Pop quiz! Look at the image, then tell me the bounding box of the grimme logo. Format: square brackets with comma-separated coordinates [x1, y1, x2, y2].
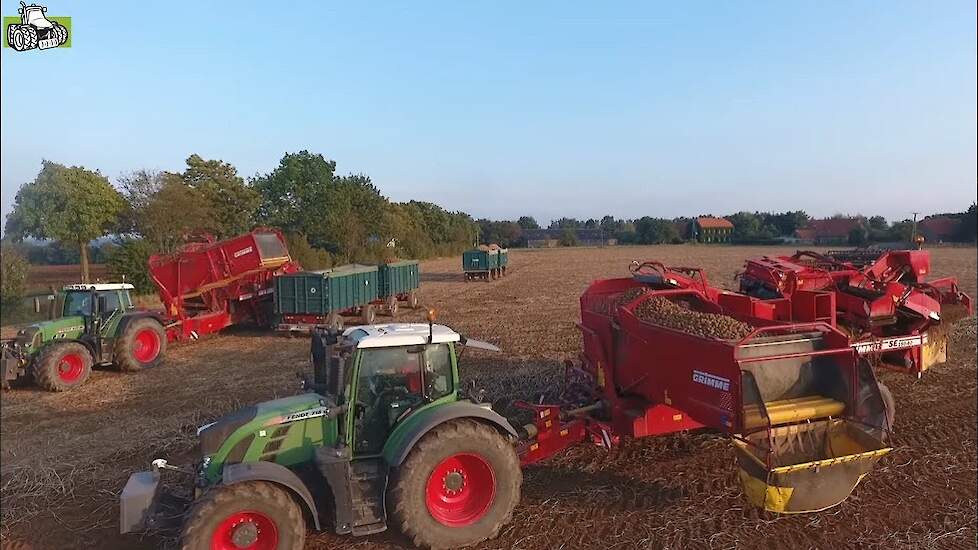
[692, 370, 730, 391]
[4, 2, 70, 51]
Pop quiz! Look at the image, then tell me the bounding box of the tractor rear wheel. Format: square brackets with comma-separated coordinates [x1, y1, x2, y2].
[180, 481, 305, 550]
[408, 290, 420, 309]
[390, 420, 521, 549]
[33, 342, 93, 391]
[114, 318, 166, 372]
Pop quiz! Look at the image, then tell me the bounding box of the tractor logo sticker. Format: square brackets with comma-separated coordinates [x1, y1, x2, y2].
[3, 2, 70, 51]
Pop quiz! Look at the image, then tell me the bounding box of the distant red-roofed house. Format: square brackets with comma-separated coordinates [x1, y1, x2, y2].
[692, 216, 734, 243]
[793, 227, 817, 243]
[918, 217, 960, 243]
[796, 218, 865, 245]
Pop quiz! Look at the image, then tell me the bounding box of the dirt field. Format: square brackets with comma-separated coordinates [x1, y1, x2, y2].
[1, 245, 975, 550]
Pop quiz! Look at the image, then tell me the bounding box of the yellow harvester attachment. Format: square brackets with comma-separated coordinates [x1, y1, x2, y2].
[734, 419, 891, 513]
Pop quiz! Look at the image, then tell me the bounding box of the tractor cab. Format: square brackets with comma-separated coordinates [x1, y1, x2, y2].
[312, 324, 461, 456]
[20, 3, 53, 28]
[58, 283, 136, 321]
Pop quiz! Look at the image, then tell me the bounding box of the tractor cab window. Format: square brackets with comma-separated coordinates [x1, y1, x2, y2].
[98, 291, 122, 317]
[352, 343, 454, 455]
[423, 343, 454, 400]
[63, 292, 94, 317]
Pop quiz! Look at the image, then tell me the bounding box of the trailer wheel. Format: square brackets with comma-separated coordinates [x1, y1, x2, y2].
[387, 296, 400, 317]
[328, 313, 344, 330]
[114, 318, 167, 372]
[180, 481, 305, 550]
[33, 342, 93, 391]
[408, 290, 420, 309]
[362, 304, 376, 324]
[390, 420, 521, 549]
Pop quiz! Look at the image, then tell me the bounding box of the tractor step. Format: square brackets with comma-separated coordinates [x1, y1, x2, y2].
[314, 447, 388, 536]
[349, 459, 388, 536]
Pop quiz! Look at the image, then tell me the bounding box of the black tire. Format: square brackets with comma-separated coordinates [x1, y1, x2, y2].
[390, 420, 521, 549]
[114, 317, 166, 372]
[181, 481, 305, 550]
[408, 290, 420, 309]
[52, 23, 67, 45]
[33, 342, 93, 391]
[362, 304, 376, 324]
[879, 383, 896, 432]
[387, 296, 400, 317]
[10, 26, 38, 51]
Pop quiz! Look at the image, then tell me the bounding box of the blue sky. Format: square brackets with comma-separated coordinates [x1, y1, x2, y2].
[1, 1, 975, 227]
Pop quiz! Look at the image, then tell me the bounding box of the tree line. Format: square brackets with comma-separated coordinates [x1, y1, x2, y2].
[476, 207, 978, 248]
[2, 152, 478, 294]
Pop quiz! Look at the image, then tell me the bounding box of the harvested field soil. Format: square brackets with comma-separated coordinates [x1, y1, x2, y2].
[1, 245, 975, 550]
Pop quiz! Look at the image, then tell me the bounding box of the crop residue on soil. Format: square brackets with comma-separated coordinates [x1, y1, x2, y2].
[1, 245, 975, 550]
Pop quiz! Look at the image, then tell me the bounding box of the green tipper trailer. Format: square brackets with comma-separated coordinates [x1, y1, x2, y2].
[377, 260, 421, 316]
[463, 248, 506, 282]
[275, 265, 379, 330]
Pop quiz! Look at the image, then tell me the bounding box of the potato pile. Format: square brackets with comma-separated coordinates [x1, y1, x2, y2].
[633, 296, 753, 340]
[613, 287, 649, 310]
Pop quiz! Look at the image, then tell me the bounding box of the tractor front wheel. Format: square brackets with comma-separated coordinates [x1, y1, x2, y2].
[114, 318, 166, 372]
[390, 420, 521, 549]
[33, 342, 93, 391]
[180, 481, 305, 550]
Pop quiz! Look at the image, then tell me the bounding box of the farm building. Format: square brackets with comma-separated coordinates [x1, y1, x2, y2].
[918, 216, 961, 243]
[690, 216, 733, 243]
[795, 218, 865, 245]
[524, 228, 617, 248]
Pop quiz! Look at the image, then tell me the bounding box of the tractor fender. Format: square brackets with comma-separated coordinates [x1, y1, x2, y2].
[383, 400, 518, 467]
[115, 312, 165, 336]
[221, 461, 321, 530]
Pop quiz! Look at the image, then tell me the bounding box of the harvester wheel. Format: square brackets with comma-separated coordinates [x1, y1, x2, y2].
[387, 296, 400, 317]
[180, 480, 305, 550]
[362, 304, 376, 324]
[10, 25, 38, 52]
[114, 318, 167, 372]
[33, 342, 92, 391]
[390, 419, 521, 549]
[408, 290, 420, 309]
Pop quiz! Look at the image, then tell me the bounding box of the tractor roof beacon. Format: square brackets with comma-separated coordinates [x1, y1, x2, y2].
[120, 321, 521, 549]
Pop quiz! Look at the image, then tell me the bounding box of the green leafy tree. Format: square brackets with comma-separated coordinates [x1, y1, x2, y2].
[848, 226, 869, 246]
[139, 176, 213, 253]
[5, 161, 125, 282]
[559, 227, 580, 246]
[284, 233, 332, 270]
[958, 203, 977, 243]
[634, 217, 679, 244]
[180, 154, 258, 238]
[1, 242, 30, 310]
[517, 216, 540, 230]
[106, 238, 157, 294]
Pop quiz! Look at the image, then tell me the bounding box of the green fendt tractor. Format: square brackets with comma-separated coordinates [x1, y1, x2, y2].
[1, 283, 167, 391]
[121, 319, 522, 550]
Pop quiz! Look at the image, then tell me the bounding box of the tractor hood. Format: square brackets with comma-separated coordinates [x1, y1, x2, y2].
[16, 317, 86, 350]
[197, 392, 337, 482]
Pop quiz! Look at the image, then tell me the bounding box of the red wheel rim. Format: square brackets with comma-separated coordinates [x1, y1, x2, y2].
[211, 511, 279, 550]
[57, 353, 84, 382]
[132, 328, 161, 363]
[425, 453, 495, 527]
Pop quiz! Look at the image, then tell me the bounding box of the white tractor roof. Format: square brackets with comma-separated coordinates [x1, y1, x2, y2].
[344, 323, 461, 348]
[63, 283, 134, 291]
